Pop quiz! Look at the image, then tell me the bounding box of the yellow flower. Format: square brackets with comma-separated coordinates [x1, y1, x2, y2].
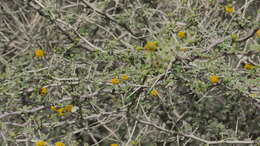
[35, 140, 46, 146]
[65, 104, 73, 112]
[34, 48, 44, 57]
[110, 144, 118, 146]
[244, 63, 253, 70]
[39, 87, 47, 96]
[144, 41, 157, 51]
[209, 75, 219, 84]
[177, 31, 186, 39]
[111, 78, 120, 85]
[50, 106, 57, 112]
[121, 74, 129, 80]
[55, 141, 65, 146]
[150, 89, 158, 96]
[57, 108, 65, 116]
[256, 29, 260, 38]
[224, 6, 234, 13]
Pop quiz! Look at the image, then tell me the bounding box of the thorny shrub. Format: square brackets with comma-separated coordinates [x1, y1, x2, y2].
[0, 0, 260, 146]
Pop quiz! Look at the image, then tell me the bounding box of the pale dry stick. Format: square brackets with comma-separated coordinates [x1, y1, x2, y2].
[0, 55, 12, 69]
[43, 114, 100, 128]
[81, 17, 118, 39]
[91, 132, 119, 146]
[33, 0, 45, 8]
[154, 7, 171, 23]
[240, 0, 256, 18]
[135, 117, 258, 145]
[127, 84, 149, 88]
[0, 31, 9, 42]
[173, 86, 219, 129]
[197, 2, 216, 32]
[194, 89, 211, 104]
[0, 131, 7, 146]
[28, 12, 41, 33]
[0, 92, 99, 120]
[88, 132, 98, 146]
[85, 64, 93, 80]
[234, 37, 259, 68]
[80, 0, 137, 38]
[55, 19, 105, 52]
[177, 134, 180, 146]
[163, 56, 176, 80]
[2, 16, 16, 35]
[133, 125, 148, 145]
[27, 67, 49, 73]
[1, 3, 27, 33]
[15, 138, 29, 143]
[223, 11, 237, 36]
[4, 121, 29, 127]
[5, 44, 22, 58]
[47, 53, 56, 74]
[60, 2, 84, 9]
[11, 44, 32, 61]
[129, 5, 140, 29]
[183, 127, 199, 146]
[248, 58, 259, 67]
[46, 81, 80, 87]
[1, 8, 34, 61]
[51, 76, 79, 81]
[87, 116, 125, 141]
[122, 85, 145, 110]
[150, 73, 164, 90]
[132, 93, 142, 110]
[97, 120, 120, 141]
[206, 139, 258, 145]
[28, 1, 76, 42]
[235, 54, 246, 70]
[30, 0, 100, 52]
[205, 36, 230, 53]
[140, 104, 150, 121]
[9, 43, 30, 60]
[236, 27, 260, 42]
[0, 106, 44, 120]
[69, 116, 124, 144]
[235, 118, 239, 137]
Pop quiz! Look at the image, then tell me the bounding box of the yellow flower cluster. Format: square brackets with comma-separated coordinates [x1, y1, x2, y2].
[121, 74, 129, 80]
[35, 140, 46, 146]
[224, 5, 234, 13]
[135, 41, 158, 52]
[65, 104, 73, 112]
[150, 89, 158, 96]
[209, 75, 219, 84]
[244, 63, 253, 70]
[177, 31, 186, 39]
[111, 74, 129, 85]
[35, 140, 65, 146]
[111, 78, 120, 85]
[110, 144, 118, 146]
[39, 87, 47, 96]
[34, 48, 44, 57]
[256, 29, 260, 38]
[144, 41, 157, 51]
[50, 104, 73, 116]
[55, 141, 65, 146]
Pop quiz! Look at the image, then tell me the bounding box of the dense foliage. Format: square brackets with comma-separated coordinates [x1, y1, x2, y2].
[0, 0, 259, 145]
